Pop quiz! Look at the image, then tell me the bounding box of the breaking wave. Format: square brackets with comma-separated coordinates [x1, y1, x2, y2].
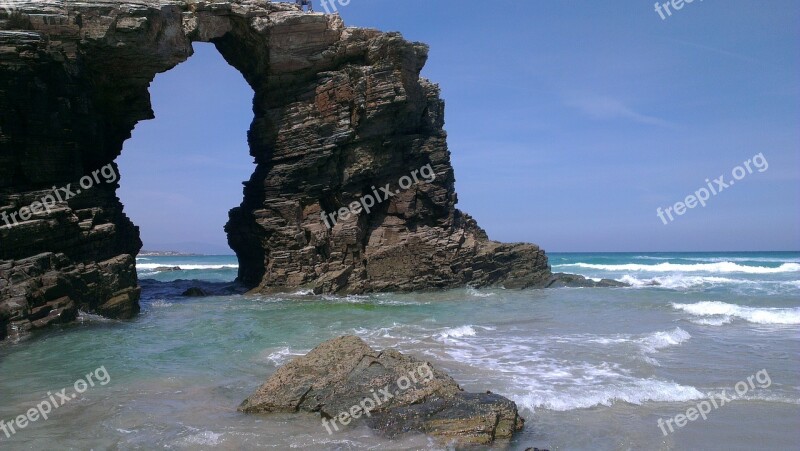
[137, 263, 239, 270]
[672, 301, 800, 325]
[556, 262, 800, 274]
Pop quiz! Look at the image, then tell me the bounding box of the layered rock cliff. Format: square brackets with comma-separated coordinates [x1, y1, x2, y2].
[0, 0, 552, 340]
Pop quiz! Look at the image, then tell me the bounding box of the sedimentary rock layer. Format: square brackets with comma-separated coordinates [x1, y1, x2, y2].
[0, 1, 551, 340]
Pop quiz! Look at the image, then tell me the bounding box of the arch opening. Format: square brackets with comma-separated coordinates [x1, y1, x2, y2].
[117, 43, 255, 258]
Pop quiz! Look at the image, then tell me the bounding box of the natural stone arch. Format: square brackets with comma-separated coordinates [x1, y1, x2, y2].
[0, 1, 550, 340]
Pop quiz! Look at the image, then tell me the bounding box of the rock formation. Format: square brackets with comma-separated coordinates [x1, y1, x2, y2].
[0, 0, 552, 340]
[240, 335, 525, 446]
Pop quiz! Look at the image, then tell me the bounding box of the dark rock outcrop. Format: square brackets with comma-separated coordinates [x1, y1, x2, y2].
[240, 335, 525, 446]
[180, 286, 207, 297]
[545, 273, 629, 288]
[154, 266, 182, 272]
[0, 0, 552, 340]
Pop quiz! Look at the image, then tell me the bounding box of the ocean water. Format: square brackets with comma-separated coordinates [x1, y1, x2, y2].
[0, 252, 798, 450]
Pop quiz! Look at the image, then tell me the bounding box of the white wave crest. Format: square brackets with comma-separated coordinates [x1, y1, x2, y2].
[690, 316, 734, 326]
[136, 263, 239, 270]
[637, 327, 692, 353]
[682, 256, 800, 264]
[586, 328, 691, 365]
[631, 256, 800, 264]
[438, 325, 478, 339]
[519, 379, 705, 412]
[466, 286, 495, 298]
[619, 274, 746, 289]
[672, 301, 800, 325]
[556, 262, 800, 274]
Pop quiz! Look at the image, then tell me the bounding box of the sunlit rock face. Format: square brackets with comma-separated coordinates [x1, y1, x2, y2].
[0, 1, 550, 340]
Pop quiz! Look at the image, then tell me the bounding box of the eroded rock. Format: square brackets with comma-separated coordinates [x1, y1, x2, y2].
[239, 335, 525, 446]
[0, 0, 552, 340]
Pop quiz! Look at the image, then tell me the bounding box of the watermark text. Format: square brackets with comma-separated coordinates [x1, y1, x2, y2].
[0, 366, 111, 439]
[657, 369, 771, 436]
[322, 363, 434, 434]
[656, 153, 768, 225]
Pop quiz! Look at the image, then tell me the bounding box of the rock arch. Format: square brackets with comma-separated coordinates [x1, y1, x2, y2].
[0, 1, 550, 340]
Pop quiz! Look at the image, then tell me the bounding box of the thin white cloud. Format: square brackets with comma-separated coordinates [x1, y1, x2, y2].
[667, 38, 759, 64]
[565, 94, 675, 128]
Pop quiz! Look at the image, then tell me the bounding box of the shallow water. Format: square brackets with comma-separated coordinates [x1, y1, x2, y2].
[1, 252, 798, 450]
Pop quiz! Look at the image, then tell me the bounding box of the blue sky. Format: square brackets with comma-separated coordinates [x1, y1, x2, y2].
[117, 0, 799, 254]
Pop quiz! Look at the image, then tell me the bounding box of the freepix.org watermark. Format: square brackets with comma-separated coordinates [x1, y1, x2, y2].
[654, 0, 703, 20]
[656, 153, 768, 225]
[1, 164, 119, 229]
[321, 164, 437, 229]
[0, 366, 111, 439]
[657, 369, 771, 436]
[321, 363, 435, 434]
[320, 0, 350, 14]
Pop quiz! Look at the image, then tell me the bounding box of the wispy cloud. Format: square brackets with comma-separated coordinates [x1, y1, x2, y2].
[666, 38, 759, 64]
[565, 94, 675, 128]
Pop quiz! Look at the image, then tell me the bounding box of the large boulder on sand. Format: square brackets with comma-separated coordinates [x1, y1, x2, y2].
[239, 336, 525, 446]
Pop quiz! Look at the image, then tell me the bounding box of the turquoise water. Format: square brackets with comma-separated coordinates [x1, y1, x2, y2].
[0, 252, 798, 449]
[136, 255, 240, 283]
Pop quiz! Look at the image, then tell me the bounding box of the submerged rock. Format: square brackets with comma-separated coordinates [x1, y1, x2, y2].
[239, 336, 525, 446]
[545, 273, 629, 288]
[155, 266, 182, 272]
[180, 287, 208, 297]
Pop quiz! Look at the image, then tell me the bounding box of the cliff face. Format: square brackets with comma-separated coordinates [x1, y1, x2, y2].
[0, 1, 551, 340]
